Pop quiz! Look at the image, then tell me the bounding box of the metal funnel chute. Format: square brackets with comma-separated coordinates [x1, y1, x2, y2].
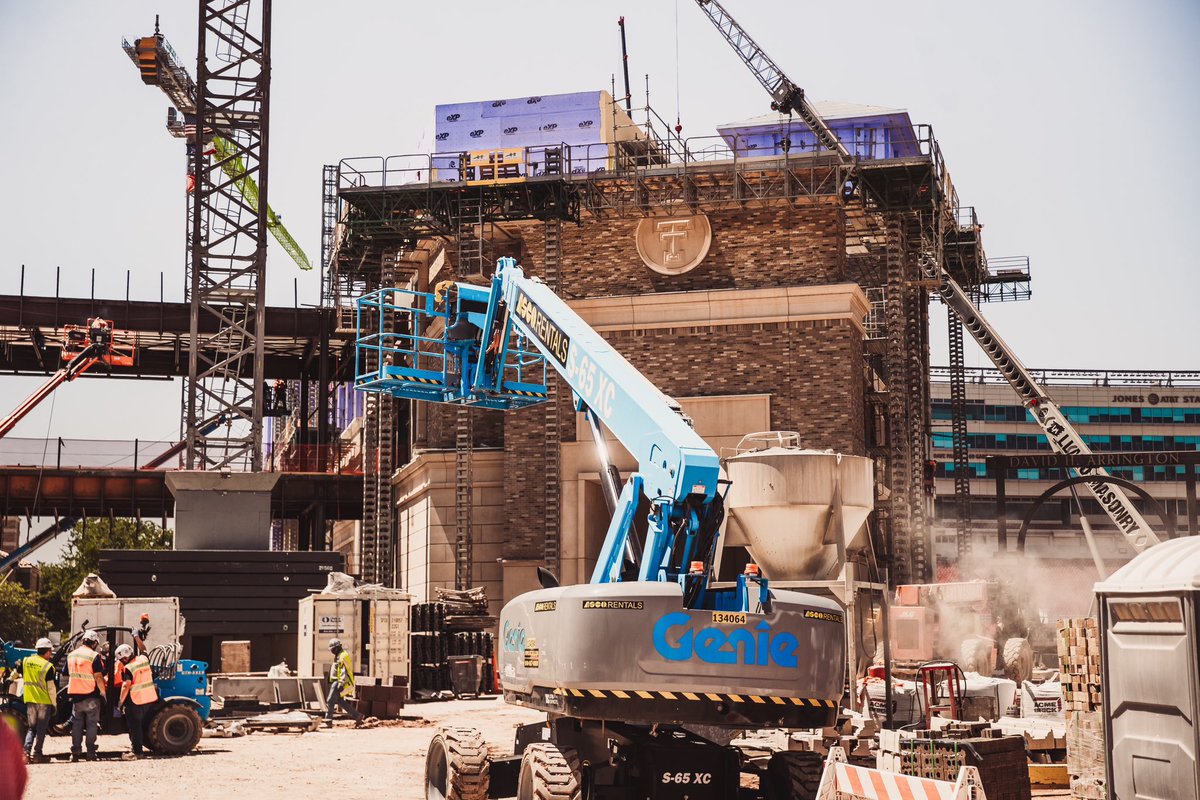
[723, 432, 874, 582]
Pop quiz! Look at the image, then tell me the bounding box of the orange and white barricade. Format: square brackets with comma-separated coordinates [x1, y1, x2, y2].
[816, 746, 986, 800]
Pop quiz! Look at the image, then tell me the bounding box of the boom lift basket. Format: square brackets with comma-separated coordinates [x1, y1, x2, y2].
[355, 285, 548, 410]
[61, 318, 137, 367]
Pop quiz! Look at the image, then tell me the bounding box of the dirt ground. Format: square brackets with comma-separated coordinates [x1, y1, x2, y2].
[22, 699, 1077, 799]
[23, 697, 542, 799]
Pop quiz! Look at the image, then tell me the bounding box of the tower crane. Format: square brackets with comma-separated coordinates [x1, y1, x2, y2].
[121, 20, 311, 271]
[693, 0, 1160, 554]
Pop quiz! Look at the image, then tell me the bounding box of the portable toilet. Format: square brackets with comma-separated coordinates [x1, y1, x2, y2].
[1095, 536, 1200, 800]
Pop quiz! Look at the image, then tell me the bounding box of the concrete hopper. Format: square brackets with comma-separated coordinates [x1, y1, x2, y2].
[723, 432, 874, 582]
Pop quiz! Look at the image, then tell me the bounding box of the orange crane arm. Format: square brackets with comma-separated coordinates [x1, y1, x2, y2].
[0, 345, 102, 442]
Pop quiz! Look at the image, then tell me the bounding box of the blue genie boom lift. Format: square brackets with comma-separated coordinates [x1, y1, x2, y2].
[357, 257, 845, 800]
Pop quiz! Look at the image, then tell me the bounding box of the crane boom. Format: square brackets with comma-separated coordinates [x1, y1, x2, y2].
[121, 30, 312, 271]
[356, 258, 727, 605]
[695, 0, 1161, 554]
[694, 0, 851, 163]
[926, 257, 1160, 552]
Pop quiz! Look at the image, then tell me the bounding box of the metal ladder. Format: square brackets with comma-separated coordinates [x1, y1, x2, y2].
[361, 252, 397, 584]
[454, 405, 473, 590]
[542, 219, 563, 576]
[455, 194, 490, 279]
[947, 309, 972, 557]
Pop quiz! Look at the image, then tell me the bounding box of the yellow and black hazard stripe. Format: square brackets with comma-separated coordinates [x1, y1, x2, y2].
[399, 375, 441, 385]
[552, 688, 836, 708]
[506, 388, 547, 398]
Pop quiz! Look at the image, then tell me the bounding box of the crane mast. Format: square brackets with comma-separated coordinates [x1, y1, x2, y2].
[695, 0, 1161, 554]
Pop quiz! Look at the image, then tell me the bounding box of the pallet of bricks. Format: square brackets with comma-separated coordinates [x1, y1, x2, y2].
[409, 587, 496, 697]
[356, 679, 409, 719]
[880, 722, 1031, 800]
[1057, 617, 1105, 800]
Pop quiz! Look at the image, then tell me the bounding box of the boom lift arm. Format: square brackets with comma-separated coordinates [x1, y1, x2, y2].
[356, 258, 730, 608]
[0, 340, 104, 442]
[475, 260, 726, 594]
[695, 0, 1161, 554]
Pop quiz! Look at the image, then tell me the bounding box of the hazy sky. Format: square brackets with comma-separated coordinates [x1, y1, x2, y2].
[1, 0, 1198, 449]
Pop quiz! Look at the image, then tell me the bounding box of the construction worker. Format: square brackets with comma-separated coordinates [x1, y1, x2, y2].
[323, 638, 363, 728]
[131, 613, 152, 655]
[22, 638, 57, 763]
[115, 644, 157, 760]
[66, 630, 106, 761]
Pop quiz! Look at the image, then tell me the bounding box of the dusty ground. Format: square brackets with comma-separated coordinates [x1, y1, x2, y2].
[24, 697, 542, 799]
[22, 700, 1076, 799]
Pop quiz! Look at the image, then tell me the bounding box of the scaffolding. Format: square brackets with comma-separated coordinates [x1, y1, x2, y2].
[186, 0, 271, 470]
[329, 110, 1033, 587]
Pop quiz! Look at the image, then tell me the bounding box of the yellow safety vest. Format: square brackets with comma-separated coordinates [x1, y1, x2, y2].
[330, 650, 355, 698]
[126, 655, 158, 706]
[22, 654, 54, 706]
[67, 646, 101, 696]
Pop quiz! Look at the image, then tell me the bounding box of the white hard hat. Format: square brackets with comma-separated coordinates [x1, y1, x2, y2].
[328, 638, 342, 650]
[35, 638, 52, 651]
[82, 630, 99, 645]
[114, 644, 134, 660]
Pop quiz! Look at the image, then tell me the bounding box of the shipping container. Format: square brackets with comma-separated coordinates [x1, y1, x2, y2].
[297, 590, 410, 685]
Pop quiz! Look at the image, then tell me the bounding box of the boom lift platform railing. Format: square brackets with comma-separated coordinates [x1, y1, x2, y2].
[0, 319, 137, 574]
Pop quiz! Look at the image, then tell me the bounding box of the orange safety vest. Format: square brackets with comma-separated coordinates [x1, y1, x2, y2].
[67, 646, 101, 696]
[126, 655, 158, 706]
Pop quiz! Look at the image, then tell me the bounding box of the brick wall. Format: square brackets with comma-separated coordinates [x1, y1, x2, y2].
[517, 203, 846, 296]
[403, 202, 867, 568]
[501, 317, 864, 560]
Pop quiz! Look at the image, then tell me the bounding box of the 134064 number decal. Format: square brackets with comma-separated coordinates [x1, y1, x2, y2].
[661, 771, 713, 785]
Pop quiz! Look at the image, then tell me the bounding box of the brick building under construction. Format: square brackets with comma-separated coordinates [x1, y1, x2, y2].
[325, 93, 1027, 613]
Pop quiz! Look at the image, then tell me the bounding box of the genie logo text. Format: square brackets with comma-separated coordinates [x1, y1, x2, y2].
[502, 620, 526, 654]
[652, 612, 799, 668]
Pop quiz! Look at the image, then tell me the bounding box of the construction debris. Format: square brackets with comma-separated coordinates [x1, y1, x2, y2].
[240, 710, 322, 734]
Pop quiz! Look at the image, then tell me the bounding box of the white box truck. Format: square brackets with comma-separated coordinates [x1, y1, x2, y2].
[70, 596, 184, 651]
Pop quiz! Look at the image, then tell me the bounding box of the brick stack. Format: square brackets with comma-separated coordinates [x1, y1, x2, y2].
[356, 681, 409, 719]
[787, 715, 877, 764]
[880, 724, 1031, 800]
[1057, 618, 1102, 711]
[1057, 617, 1106, 800]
